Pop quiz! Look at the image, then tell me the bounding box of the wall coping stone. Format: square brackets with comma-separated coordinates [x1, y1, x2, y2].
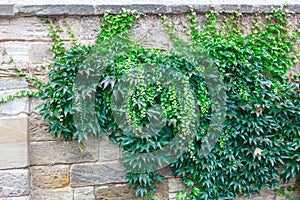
[0, 1, 299, 16]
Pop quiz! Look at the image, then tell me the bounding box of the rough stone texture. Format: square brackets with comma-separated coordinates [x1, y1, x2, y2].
[29, 113, 53, 142]
[30, 140, 98, 165]
[0, 17, 49, 41]
[0, 2, 300, 16]
[168, 178, 185, 193]
[0, 197, 30, 200]
[95, 182, 168, 200]
[80, 17, 101, 40]
[0, 116, 28, 169]
[0, 78, 28, 91]
[32, 187, 73, 200]
[0, 64, 27, 78]
[31, 165, 70, 189]
[3, 42, 29, 63]
[28, 43, 52, 64]
[0, 90, 29, 115]
[0, 5, 14, 16]
[16, 5, 95, 16]
[0, 169, 29, 198]
[71, 162, 126, 187]
[73, 187, 95, 200]
[99, 137, 120, 162]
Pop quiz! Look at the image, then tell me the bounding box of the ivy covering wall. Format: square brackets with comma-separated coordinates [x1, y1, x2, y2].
[1, 6, 299, 200]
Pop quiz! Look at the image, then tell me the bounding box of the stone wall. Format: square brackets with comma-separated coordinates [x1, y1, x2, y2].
[0, 1, 299, 200]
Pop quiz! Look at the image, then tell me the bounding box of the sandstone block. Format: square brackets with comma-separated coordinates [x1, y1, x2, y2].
[0, 5, 14, 16]
[99, 137, 120, 162]
[168, 178, 186, 193]
[74, 187, 95, 200]
[29, 113, 53, 142]
[0, 196, 30, 200]
[95, 181, 168, 200]
[30, 140, 98, 165]
[0, 90, 29, 115]
[0, 17, 49, 41]
[29, 43, 52, 64]
[71, 162, 126, 187]
[31, 165, 70, 189]
[0, 116, 28, 169]
[3, 42, 29, 63]
[0, 169, 29, 197]
[0, 78, 28, 91]
[32, 187, 73, 200]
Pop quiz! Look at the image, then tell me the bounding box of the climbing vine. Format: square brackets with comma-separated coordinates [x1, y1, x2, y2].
[1, 6, 299, 200]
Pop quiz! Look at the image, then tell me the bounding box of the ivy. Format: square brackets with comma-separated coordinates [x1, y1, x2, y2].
[1, 6, 299, 200]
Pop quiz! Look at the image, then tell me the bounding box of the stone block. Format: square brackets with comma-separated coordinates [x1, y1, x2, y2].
[16, 5, 95, 16]
[0, 78, 28, 91]
[32, 187, 73, 200]
[0, 17, 49, 41]
[74, 187, 95, 200]
[0, 116, 28, 169]
[0, 64, 26, 78]
[3, 42, 29, 63]
[95, 181, 168, 200]
[29, 113, 53, 142]
[29, 43, 52, 64]
[0, 196, 30, 200]
[0, 5, 14, 16]
[31, 165, 70, 189]
[99, 137, 120, 162]
[0, 90, 29, 115]
[30, 140, 98, 165]
[168, 178, 185, 193]
[71, 162, 126, 187]
[94, 184, 135, 200]
[80, 17, 101, 40]
[0, 169, 29, 197]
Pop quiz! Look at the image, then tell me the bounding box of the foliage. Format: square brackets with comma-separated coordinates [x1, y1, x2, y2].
[171, 7, 300, 199]
[1, 6, 299, 200]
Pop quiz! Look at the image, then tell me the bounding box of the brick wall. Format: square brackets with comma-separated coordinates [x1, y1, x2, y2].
[0, 2, 299, 200]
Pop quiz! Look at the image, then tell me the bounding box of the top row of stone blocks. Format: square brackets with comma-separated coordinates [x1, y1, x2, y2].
[0, 1, 300, 16]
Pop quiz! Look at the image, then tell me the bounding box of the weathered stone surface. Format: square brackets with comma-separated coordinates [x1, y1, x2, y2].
[16, 5, 95, 16]
[0, 196, 30, 200]
[0, 90, 29, 115]
[29, 113, 53, 142]
[0, 64, 25, 78]
[95, 184, 135, 200]
[168, 178, 185, 193]
[28, 43, 52, 64]
[80, 17, 101, 40]
[73, 187, 95, 200]
[0, 78, 28, 91]
[0, 1, 300, 17]
[99, 137, 120, 162]
[3, 42, 29, 63]
[31, 165, 70, 189]
[0, 17, 49, 41]
[0, 5, 14, 16]
[30, 140, 98, 165]
[58, 17, 81, 40]
[0, 116, 28, 169]
[132, 16, 172, 50]
[71, 162, 126, 187]
[0, 169, 29, 197]
[95, 182, 168, 200]
[32, 187, 73, 200]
